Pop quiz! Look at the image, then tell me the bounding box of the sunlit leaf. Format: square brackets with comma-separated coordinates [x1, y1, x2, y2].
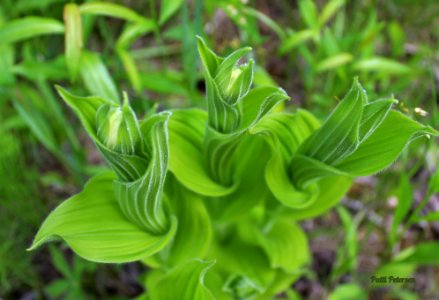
[149, 260, 215, 300]
[29, 173, 177, 263]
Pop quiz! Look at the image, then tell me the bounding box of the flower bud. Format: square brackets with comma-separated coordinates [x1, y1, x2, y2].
[96, 93, 141, 155]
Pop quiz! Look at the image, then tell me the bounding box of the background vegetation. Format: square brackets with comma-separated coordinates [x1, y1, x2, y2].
[0, 0, 438, 299]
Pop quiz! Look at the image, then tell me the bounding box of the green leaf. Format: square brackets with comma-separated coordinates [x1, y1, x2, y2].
[116, 20, 156, 49]
[315, 53, 352, 73]
[165, 178, 212, 266]
[251, 111, 321, 208]
[336, 110, 438, 176]
[284, 176, 353, 220]
[79, 51, 119, 102]
[149, 260, 215, 300]
[64, 3, 82, 81]
[353, 57, 411, 75]
[0, 17, 64, 44]
[159, 0, 183, 25]
[168, 109, 235, 196]
[29, 172, 177, 263]
[298, 0, 319, 30]
[79, 2, 148, 23]
[298, 78, 367, 165]
[115, 112, 172, 233]
[212, 239, 275, 298]
[239, 218, 310, 273]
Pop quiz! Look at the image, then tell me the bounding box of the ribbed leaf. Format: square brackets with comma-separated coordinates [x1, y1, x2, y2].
[115, 112, 171, 233]
[238, 87, 290, 131]
[149, 260, 215, 300]
[336, 111, 438, 176]
[56, 87, 149, 182]
[0, 17, 64, 44]
[252, 111, 322, 208]
[168, 109, 234, 196]
[29, 173, 177, 263]
[298, 78, 367, 164]
[282, 176, 353, 221]
[210, 136, 271, 221]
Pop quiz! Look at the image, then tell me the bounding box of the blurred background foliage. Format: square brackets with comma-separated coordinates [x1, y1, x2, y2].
[0, 0, 438, 299]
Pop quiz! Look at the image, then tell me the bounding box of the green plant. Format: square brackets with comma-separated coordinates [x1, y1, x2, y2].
[29, 37, 437, 299]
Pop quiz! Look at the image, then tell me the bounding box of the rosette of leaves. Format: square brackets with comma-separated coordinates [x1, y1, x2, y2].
[29, 90, 177, 262]
[30, 37, 437, 299]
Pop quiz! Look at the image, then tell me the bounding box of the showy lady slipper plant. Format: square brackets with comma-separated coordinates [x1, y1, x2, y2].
[30, 37, 437, 299]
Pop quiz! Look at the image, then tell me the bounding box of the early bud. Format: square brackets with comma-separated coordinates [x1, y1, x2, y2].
[96, 93, 141, 155]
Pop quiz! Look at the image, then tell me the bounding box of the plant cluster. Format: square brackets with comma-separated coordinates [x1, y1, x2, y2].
[30, 38, 437, 299]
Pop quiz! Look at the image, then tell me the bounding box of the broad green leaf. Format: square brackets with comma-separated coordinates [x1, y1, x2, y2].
[353, 57, 411, 75]
[165, 178, 212, 266]
[159, 0, 184, 25]
[282, 176, 353, 221]
[315, 53, 352, 73]
[64, 3, 82, 81]
[149, 260, 215, 300]
[238, 217, 310, 273]
[0, 17, 64, 44]
[238, 87, 290, 131]
[289, 155, 350, 189]
[359, 98, 396, 142]
[252, 111, 321, 208]
[328, 283, 367, 300]
[209, 136, 271, 221]
[389, 175, 412, 247]
[279, 29, 316, 54]
[79, 51, 119, 102]
[79, 2, 147, 23]
[336, 110, 438, 176]
[253, 65, 278, 87]
[29, 172, 177, 263]
[168, 109, 235, 196]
